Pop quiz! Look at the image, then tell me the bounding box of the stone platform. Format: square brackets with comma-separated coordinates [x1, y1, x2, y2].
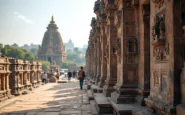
[108, 98, 147, 115]
[0, 78, 93, 115]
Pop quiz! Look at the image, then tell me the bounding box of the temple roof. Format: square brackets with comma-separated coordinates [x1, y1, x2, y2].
[38, 16, 66, 56]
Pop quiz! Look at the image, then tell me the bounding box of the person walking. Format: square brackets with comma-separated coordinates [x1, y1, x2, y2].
[42, 72, 47, 84]
[67, 70, 72, 82]
[73, 70, 76, 78]
[78, 67, 85, 90]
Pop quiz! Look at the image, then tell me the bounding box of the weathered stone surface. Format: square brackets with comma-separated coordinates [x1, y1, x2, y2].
[0, 77, 92, 115]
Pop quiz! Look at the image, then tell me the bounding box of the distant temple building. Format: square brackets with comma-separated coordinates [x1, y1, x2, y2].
[37, 16, 66, 67]
[64, 39, 74, 51]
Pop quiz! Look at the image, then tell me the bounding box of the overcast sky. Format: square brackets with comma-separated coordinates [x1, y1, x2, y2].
[0, 0, 96, 48]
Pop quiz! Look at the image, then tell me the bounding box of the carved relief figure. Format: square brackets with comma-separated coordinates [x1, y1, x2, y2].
[153, 70, 159, 85]
[152, 16, 160, 40]
[159, 16, 165, 39]
[152, 15, 166, 40]
[114, 11, 121, 27]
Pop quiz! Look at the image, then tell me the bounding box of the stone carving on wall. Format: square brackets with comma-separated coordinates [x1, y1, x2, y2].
[152, 0, 164, 8]
[153, 43, 169, 62]
[114, 11, 121, 28]
[152, 15, 165, 41]
[104, 44, 109, 59]
[112, 37, 121, 56]
[126, 1, 131, 8]
[153, 70, 159, 86]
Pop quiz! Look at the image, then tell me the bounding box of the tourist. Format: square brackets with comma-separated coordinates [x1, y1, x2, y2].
[73, 70, 76, 78]
[42, 72, 47, 84]
[78, 67, 85, 90]
[55, 71, 60, 80]
[67, 70, 72, 82]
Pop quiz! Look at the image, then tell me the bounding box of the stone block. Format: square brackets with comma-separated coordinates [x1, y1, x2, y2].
[177, 104, 185, 115]
[49, 76, 57, 83]
[94, 93, 113, 114]
[108, 98, 147, 115]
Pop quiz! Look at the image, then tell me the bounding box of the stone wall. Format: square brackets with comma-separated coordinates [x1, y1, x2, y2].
[86, 0, 185, 115]
[0, 56, 42, 101]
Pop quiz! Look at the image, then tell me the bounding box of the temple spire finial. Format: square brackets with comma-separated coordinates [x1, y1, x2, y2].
[50, 15, 55, 23]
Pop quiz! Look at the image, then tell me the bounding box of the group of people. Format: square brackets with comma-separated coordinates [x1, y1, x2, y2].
[67, 67, 85, 89]
[41, 66, 86, 90]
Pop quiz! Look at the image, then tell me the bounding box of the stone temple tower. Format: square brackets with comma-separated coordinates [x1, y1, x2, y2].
[37, 16, 66, 67]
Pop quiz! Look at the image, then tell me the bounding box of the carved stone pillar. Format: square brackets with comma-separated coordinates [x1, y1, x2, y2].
[103, 1, 117, 97]
[144, 1, 182, 114]
[111, 0, 139, 104]
[95, 29, 101, 84]
[99, 21, 107, 88]
[1, 74, 5, 90]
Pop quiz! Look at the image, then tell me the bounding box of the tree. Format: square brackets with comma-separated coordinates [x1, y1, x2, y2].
[62, 60, 74, 69]
[11, 43, 19, 47]
[37, 60, 50, 71]
[73, 47, 81, 54]
[1, 45, 35, 60]
[30, 48, 38, 56]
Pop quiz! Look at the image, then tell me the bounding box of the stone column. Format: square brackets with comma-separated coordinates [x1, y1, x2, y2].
[95, 29, 101, 84]
[99, 20, 107, 88]
[5, 73, 9, 90]
[2, 74, 5, 90]
[103, 1, 117, 97]
[135, 3, 150, 105]
[144, 1, 182, 114]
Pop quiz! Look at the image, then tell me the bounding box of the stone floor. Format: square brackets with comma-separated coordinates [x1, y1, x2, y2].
[0, 77, 92, 115]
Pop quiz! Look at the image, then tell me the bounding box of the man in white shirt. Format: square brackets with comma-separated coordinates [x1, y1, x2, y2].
[42, 72, 47, 84]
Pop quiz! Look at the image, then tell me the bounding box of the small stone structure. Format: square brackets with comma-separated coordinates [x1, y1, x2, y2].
[0, 55, 42, 101]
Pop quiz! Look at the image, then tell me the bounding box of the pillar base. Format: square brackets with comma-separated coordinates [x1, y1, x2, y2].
[98, 77, 106, 88]
[111, 91, 135, 104]
[103, 85, 115, 97]
[145, 97, 176, 115]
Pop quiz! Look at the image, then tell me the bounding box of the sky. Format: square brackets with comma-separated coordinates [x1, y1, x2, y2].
[0, 0, 96, 48]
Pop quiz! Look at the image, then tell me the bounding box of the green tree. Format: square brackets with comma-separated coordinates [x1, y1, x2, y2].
[11, 43, 19, 47]
[73, 47, 81, 54]
[62, 60, 74, 69]
[30, 48, 38, 56]
[37, 60, 50, 71]
[1, 45, 35, 60]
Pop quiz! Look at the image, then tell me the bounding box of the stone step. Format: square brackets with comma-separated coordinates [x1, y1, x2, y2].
[87, 90, 94, 100]
[91, 85, 103, 93]
[90, 100, 98, 115]
[94, 93, 113, 114]
[108, 98, 147, 115]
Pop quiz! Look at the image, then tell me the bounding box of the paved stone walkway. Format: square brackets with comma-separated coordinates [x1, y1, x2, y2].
[0, 78, 92, 115]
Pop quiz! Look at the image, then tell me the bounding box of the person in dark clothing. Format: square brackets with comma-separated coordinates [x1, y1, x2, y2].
[73, 70, 77, 78]
[67, 70, 72, 82]
[78, 67, 85, 90]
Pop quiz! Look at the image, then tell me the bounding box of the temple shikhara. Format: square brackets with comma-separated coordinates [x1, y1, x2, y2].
[37, 16, 66, 67]
[85, 0, 185, 115]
